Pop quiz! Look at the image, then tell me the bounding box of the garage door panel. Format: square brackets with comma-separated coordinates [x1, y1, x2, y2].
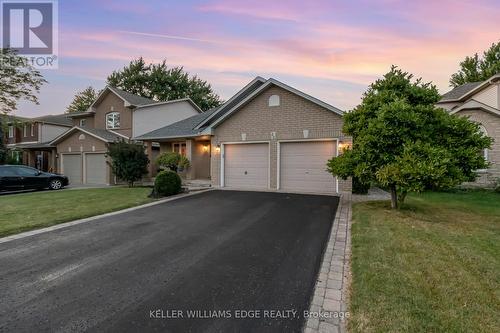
[225, 143, 268, 189]
[62, 154, 82, 185]
[280, 141, 336, 194]
[85, 153, 107, 185]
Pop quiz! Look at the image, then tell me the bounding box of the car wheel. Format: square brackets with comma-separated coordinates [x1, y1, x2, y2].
[49, 179, 63, 190]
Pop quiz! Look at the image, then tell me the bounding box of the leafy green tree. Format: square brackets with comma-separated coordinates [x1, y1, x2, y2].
[0, 48, 46, 163]
[328, 66, 492, 209]
[156, 152, 190, 172]
[66, 86, 98, 113]
[450, 41, 500, 87]
[107, 141, 149, 187]
[107, 57, 223, 111]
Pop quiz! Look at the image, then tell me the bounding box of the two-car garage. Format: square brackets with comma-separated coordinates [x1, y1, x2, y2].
[60, 153, 108, 185]
[221, 140, 337, 195]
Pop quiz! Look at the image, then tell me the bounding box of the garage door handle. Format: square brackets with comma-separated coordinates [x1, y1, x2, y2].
[244, 171, 248, 175]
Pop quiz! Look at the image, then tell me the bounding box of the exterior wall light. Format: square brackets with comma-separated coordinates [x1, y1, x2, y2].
[203, 145, 209, 152]
[215, 145, 221, 153]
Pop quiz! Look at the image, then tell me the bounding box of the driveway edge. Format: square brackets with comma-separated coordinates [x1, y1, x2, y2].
[304, 192, 352, 333]
[0, 189, 213, 244]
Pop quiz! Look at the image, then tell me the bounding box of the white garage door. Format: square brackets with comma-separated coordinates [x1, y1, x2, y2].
[224, 143, 269, 189]
[62, 154, 82, 185]
[280, 141, 337, 194]
[85, 153, 107, 184]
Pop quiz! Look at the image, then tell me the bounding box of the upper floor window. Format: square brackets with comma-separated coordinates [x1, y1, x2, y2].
[23, 125, 27, 137]
[8, 125, 14, 138]
[106, 112, 120, 129]
[80, 119, 86, 127]
[30, 124, 34, 136]
[268, 94, 280, 107]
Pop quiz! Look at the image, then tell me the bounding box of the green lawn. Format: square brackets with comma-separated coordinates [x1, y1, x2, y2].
[0, 187, 154, 237]
[349, 190, 500, 333]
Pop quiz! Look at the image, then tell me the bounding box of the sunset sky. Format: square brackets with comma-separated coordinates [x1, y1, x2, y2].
[15, 0, 500, 117]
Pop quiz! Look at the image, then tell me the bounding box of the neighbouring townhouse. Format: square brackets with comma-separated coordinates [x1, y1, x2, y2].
[4, 114, 72, 171]
[437, 74, 500, 186]
[49, 86, 202, 185]
[136, 77, 352, 195]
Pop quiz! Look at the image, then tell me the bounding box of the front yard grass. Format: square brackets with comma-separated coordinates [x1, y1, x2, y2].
[0, 187, 153, 237]
[349, 190, 500, 333]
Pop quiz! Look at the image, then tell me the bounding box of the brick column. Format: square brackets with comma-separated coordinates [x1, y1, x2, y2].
[185, 139, 194, 180]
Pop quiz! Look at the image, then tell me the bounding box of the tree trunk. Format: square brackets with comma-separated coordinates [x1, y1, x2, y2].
[398, 190, 408, 206]
[390, 185, 398, 209]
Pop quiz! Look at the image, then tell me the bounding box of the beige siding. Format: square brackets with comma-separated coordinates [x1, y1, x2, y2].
[210, 85, 351, 193]
[474, 84, 498, 109]
[455, 109, 500, 185]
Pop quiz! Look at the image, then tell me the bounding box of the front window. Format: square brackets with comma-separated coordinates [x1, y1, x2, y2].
[80, 119, 86, 127]
[173, 142, 187, 156]
[106, 112, 120, 129]
[8, 126, 14, 138]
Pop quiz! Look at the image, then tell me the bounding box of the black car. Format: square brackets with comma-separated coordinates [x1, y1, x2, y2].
[0, 165, 69, 191]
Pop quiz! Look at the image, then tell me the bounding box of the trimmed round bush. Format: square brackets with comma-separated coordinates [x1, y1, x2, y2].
[154, 170, 182, 197]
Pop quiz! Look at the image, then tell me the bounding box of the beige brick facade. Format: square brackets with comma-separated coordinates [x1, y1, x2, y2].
[210, 85, 352, 193]
[455, 109, 500, 186]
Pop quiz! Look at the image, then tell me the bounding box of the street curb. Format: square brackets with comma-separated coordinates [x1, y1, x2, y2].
[0, 189, 213, 245]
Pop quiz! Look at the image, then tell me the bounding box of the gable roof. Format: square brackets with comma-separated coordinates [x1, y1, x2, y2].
[194, 77, 266, 129]
[50, 126, 128, 145]
[135, 97, 203, 113]
[207, 77, 344, 128]
[107, 86, 157, 106]
[90, 86, 157, 110]
[195, 77, 343, 130]
[439, 73, 500, 102]
[134, 108, 218, 140]
[449, 99, 500, 117]
[33, 113, 73, 126]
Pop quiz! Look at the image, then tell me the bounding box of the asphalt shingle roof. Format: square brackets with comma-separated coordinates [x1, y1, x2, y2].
[440, 81, 482, 101]
[108, 87, 157, 106]
[33, 113, 73, 126]
[81, 127, 127, 142]
[135, 108, 219, 139]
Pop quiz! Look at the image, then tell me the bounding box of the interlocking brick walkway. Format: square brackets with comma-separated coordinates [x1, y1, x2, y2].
[305, 192, 352, 333]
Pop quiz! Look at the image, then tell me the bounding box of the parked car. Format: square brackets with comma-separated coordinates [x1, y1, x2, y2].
[0, 165, 69, 191]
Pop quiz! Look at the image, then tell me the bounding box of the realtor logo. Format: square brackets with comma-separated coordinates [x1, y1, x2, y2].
[1, 0, 58, 68]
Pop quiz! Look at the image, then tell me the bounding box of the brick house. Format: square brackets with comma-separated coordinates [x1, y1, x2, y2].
[136, 77, 352, 195]
[436, 74, 500, 186]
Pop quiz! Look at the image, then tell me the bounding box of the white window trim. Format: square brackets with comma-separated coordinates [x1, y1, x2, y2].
[8, 125, 14, 138]
[23, 125, 27, 137]
[106, 112, 120, 129]
[268, 94, 280, 107]
[30, 124, 34, 136]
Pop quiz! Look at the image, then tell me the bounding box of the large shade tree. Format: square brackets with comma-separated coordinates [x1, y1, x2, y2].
[328, 66, 492, 209]
[107, 57, 223, 111]
[66, 86, 98, 113]
[450, 41, 500, 87]
[0, 48, 46, 163]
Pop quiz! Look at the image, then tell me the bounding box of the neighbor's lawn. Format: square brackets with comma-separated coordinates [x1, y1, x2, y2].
[349, 191, 500, 333]
[0, 187, 153, 237]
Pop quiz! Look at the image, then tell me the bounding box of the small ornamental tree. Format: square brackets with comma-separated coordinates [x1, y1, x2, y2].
[107, 141, 149, 187]
[328, 66, 492, 209]
[156, 152, 190, 172]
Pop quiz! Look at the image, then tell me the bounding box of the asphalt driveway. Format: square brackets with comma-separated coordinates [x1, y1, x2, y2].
[0, 190, 339, 332]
